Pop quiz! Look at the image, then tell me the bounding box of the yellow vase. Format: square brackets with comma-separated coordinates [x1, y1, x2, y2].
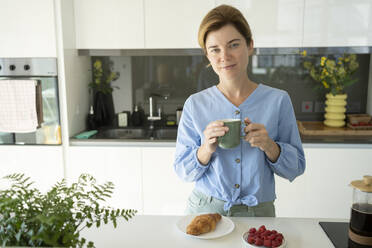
[324, 93, 347, 127]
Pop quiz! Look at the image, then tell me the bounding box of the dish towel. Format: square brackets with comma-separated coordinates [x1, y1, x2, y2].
[0, 80, 38, 133]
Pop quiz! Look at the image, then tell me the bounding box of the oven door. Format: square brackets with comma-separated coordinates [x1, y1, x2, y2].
[0, 76, 61, 145]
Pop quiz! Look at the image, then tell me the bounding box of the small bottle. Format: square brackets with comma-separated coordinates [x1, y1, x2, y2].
[87, 106, 97, 130]
[131, 105, 142, 127]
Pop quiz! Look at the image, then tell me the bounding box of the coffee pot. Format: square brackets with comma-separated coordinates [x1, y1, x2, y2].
[349, 175, 372, 248]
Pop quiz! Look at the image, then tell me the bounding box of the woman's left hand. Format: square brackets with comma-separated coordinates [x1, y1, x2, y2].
[243, 117, 280, 162]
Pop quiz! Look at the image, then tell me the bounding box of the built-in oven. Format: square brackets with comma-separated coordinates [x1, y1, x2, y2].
[0, 58, 61, 145]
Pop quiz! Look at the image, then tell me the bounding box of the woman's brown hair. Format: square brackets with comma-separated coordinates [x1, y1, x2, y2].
[198, 5, 252, 53]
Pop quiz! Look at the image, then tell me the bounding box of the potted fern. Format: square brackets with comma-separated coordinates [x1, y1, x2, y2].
[0, 173, 137, 248]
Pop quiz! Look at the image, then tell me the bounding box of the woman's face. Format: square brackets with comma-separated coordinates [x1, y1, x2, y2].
[205, 24, 253, 82]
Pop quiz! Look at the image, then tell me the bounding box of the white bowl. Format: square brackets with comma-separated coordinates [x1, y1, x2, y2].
[242, 231, 287, 248]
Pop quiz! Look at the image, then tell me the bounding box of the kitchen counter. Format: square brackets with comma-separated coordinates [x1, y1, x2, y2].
[80, 215, 346, 247]
[70, 138, 177, 147]
[70, 137, 372, 148]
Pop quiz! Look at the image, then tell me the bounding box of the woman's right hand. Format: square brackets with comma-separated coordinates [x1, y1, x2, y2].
[202, 120, 229, 154]
[197, 121, 228, 165]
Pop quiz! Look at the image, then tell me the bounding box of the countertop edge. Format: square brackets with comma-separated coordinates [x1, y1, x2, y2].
[70, 139, 372, 148]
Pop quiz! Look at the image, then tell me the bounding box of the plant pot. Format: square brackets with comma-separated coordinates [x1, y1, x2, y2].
[324, 93, 347, 127]
[93, 91, 115, 127]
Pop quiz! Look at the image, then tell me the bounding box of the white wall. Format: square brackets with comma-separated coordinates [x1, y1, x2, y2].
[56, 0, 91, 138]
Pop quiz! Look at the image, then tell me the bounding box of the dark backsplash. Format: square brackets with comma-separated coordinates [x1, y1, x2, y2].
[131, 54, 370, 121]
[95, 53, 370, 122]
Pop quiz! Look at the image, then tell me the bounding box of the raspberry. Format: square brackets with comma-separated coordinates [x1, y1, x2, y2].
[272, 240, 280, 247]
[263, 239, 272, 247]
[247, 236, 255, 244]
[255, 238, 264, 246]
[268, 234, 276, 240]
[246, 226, 283, 247]
[249, 227, 257, 234]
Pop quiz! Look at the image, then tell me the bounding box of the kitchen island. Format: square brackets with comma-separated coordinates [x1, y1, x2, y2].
[81, 215, 346, 247]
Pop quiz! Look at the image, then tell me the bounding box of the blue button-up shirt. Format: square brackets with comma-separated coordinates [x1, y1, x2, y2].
[174, 84, 306, 211]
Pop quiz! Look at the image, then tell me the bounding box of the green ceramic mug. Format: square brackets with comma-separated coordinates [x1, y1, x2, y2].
[218, 119, 243, 149]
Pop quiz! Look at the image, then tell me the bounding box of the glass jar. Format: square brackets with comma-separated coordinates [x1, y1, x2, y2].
[349, 175, 372, 248]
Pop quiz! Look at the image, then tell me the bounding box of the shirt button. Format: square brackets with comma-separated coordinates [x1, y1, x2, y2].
[235, 158, 240, 163]
[235, 110, 240, 115]
[234, 184, 240, 189]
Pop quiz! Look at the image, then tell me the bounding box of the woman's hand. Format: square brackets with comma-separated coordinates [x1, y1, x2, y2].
[244, 117, 280, 162]
[197, 121, 228, 165]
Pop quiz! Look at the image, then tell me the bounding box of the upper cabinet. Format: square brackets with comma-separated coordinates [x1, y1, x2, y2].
[73, 0, 372, 49]
[0, 0, 57, 57]
[144, 0, 215, 48]
[216, 0, 304, 48]
[74, 0, 144, 49]
[303, 0, 372, 47]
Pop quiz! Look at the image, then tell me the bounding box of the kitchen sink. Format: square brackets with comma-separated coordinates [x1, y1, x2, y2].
[93, 127, 177, 140]
[153, 128, 178, 140]
[95, 128, 148, 139]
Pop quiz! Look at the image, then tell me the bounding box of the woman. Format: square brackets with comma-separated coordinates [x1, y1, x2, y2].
[174, 5, 305, 217]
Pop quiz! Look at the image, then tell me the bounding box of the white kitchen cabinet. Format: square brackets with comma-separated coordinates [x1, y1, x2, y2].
[144, 0, 215, 48]
[142, 147, 194, 215]
[0, 0, 57, 57]
[216, 0, 304, 48]
[0, 146, 63, 193]
[66, 146, 143, 213]
[303, 0, 372, 47]
[74, 0, 145, 49]
[275, 147, 372, 219]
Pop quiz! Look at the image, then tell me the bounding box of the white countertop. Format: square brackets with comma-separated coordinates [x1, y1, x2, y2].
[70, 138, 372, 148]
[81, 215, 347, 247]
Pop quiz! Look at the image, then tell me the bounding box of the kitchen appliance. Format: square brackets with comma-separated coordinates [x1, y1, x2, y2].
[349, 175, 372, 248]
[0, 58, 61, 145]
[319, 222, 349, 248]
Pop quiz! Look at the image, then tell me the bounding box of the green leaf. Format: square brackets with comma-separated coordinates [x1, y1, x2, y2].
[0, 173, 136, 246]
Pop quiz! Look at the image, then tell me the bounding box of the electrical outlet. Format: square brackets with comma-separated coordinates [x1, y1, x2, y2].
[301, 101, 313, 112]
[314, 101, 325, 113]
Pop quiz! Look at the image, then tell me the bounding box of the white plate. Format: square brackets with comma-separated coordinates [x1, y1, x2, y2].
[176, 214, 235, 239]
[242, 231, 287, 248]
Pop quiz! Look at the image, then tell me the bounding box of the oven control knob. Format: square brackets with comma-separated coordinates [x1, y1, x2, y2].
[24, 64, 30, 71]
[0, 65, 2, 71]
[9, 65, 16, 71]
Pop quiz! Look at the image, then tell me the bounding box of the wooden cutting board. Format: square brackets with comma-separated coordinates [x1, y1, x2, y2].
[297, 121, 372, 136]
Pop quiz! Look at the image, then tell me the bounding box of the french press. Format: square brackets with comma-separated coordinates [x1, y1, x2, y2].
[349, 175, 372, 248]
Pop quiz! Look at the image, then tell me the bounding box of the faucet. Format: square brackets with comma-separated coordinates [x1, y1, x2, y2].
[148, 93, 169, 121]
[147, 93, 169, 137]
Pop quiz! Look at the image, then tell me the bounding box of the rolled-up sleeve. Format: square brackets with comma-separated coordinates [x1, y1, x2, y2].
[266, 93, 306, 182]
[174, 97, 211, 182]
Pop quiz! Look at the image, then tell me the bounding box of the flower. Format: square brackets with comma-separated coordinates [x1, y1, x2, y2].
[89, 58, 120, 94]
[301, 51, 359, 95]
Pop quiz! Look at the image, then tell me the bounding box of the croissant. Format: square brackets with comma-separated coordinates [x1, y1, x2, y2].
[186, 213, 222, 235]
